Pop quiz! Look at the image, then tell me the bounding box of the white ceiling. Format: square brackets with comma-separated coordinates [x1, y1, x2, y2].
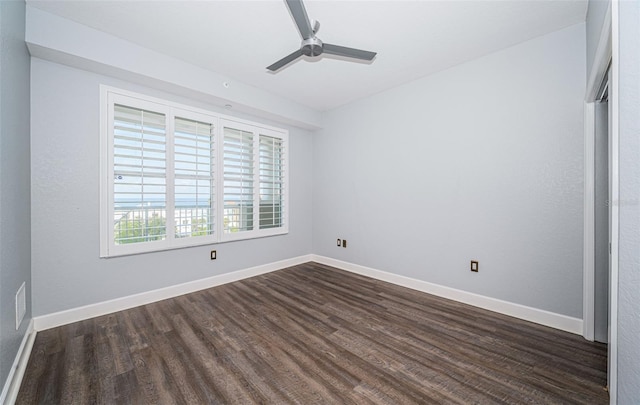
[27, 0, 587, 111]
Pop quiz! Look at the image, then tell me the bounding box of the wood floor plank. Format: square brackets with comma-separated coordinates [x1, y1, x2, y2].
[16, 262, 608, 404]
[209, 287, 351, 404]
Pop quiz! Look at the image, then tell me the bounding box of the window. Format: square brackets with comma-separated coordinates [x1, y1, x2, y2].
[112, 105, 167, 245]
[101, 87, 288, 257]
[259, 135, 284, 230]
[219, 120, 287, 241]
[222, 125, 254, 234]
[174, 117, 215, 240]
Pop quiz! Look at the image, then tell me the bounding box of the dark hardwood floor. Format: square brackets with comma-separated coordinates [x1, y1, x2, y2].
[17, 262, 608, 404]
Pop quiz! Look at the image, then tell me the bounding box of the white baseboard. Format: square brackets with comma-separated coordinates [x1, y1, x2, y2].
[1, 319, 36, 405]
[311, 255, 583, 335]
[34, 255, 312, 332]
[32, 253, 583, 335]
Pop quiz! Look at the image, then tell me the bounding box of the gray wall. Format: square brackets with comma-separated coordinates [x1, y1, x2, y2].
[586, 0, 610, 83]
[313, 23, 586, 317]
[30, 58, 313, 316]
[617, 0, 640, 400]
[0, 0, 32, 392]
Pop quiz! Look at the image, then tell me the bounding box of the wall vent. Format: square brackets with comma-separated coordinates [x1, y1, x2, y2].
[15, 282, 26, 330]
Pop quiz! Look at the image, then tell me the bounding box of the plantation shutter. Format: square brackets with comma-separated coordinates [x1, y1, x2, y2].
[112, 104, 167, 245]
[174, 117, 215, 238]
[259, 135, 284, 229]
[223, 126, 254, 233]
[102, 88, 289, 257]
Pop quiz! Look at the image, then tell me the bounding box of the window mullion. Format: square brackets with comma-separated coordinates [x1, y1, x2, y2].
[253, 131, 260, 234]
[103, 93, 116, 256]
[165, 109, 176, 243]
[215, 119, 224, 241]
[211, 123, 218, 239]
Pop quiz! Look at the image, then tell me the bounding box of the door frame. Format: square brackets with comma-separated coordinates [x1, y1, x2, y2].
[584, 1, 612, 342]
[582, 2, 617, 402]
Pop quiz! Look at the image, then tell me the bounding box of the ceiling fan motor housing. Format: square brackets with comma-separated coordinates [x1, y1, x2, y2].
[301, 37, 324, 57]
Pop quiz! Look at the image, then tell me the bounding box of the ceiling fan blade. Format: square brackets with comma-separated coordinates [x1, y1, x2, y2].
[285, 0, 314, 40]
[323, 43, 377, 61]
[266, 49, 304, 71]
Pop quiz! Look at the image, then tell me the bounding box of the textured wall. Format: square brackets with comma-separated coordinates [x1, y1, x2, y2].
[617, 0, 640, 400]
[313, 24, 586, 317]
[0, 0, 32, 393]
[30, 59, 313, 316]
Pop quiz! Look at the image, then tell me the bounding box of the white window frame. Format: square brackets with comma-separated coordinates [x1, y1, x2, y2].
[100, 86, 289, 257]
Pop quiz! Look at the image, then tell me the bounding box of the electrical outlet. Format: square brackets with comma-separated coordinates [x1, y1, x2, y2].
[471, 260, 478, 272]
[342, 239, 347, 248]
[211, 250, 217, 260]
[337, 238, 341, 247]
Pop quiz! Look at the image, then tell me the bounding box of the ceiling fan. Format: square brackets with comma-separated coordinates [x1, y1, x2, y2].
[267, 0, 377, 72]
